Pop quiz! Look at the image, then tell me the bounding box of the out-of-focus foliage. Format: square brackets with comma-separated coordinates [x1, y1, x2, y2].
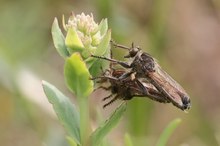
[1, 0, 220, 146]
[156, 118, 182, 146]
[42, 81, 81, 145]
[91, 103, 127, 146]
[0, 0, 49, 65]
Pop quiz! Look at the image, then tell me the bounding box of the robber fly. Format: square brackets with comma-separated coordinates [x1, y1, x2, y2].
[91, 41, 191, 111]
[91, 68, 169, 108]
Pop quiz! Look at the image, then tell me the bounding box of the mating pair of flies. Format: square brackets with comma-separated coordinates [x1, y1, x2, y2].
[91, 41, 191, 111]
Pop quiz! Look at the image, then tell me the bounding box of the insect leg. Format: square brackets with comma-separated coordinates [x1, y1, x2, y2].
[135, 79, 150, 95]
[89, 76, 101, 80]
[103, 95, 119, 108]
[102, 94, 114, 101]
[99, 86, 112, 91]
[91, 55, 131, 68]
[118, 71, 134, 80]
[110, 40, 131, 50]
[92, 86, 111, 92]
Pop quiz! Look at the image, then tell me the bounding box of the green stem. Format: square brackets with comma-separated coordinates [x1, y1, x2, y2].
[156, 118, 182, 146]
[78, 97, 90, 146]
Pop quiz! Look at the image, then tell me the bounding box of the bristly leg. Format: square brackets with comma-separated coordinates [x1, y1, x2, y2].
[91, 55, 131, 68]
[99, 86, 112, 91]
[102, 94, 114, 101]
[110, 40, 131, 50]
[103, 95, 119, 108]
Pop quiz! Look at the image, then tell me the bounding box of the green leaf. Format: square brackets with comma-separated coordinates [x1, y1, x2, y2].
[86, 30, 111, 77]
[87, 53, 110, 78]
[98, 19, 108, 36]
[64, 53, 94, 98]
[94, 30, 111, 56]
[66, 136, 78, 146]
[91, 103, 127, 146]
[156, 118, 182, 146]
[65, 27, 84, 54]
[87, 58, 103, 77]
[62, 15, 67, 31]
[51, 18, 69, 58]
[42, 81, 81, 145]
[124, 133, 133, 146]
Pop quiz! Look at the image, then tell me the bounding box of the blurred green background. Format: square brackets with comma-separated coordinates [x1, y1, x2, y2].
[1, 0, 220, 146]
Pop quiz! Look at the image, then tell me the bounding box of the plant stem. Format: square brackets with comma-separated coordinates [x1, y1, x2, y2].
[79, 97, 90, 146]
[156, 118, 181, 146]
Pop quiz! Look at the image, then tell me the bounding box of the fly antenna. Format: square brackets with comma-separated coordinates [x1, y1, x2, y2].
[110, 40, 130, 50]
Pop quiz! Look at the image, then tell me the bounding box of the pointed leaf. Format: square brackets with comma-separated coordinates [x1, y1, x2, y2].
[91, 103, 127, 146]
[51, 18, 69, 58]
[87, 52, 110, 77]
[42, 81, 81, 145]
[86, 30, 111, 77]
[124, 133, 133, 146]
[65, 28, 84, 54]
[66, 136, 77, 146]
[156, 118, 182, 146]
[94, 30, 111, 56]
[98, 19, 108, 36]
[62, 15, 67, 31]
[64, 53, 93, 98]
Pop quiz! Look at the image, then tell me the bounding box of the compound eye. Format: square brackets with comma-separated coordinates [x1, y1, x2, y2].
[182, 97, 191, 110]
[129, 47, 139, 57]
